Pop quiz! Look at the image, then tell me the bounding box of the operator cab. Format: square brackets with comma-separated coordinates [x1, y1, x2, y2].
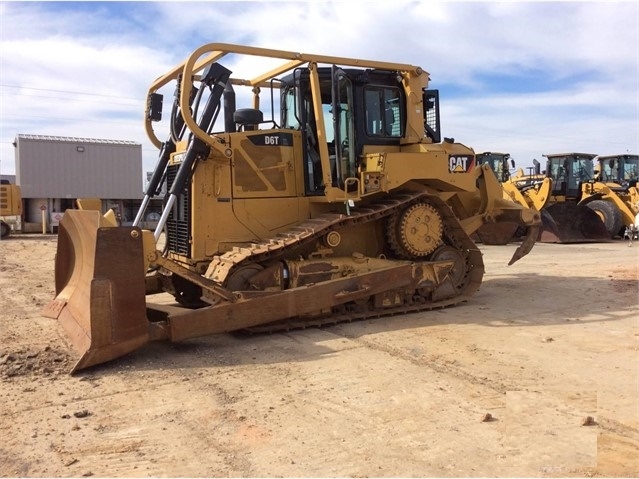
[280, 67, 407, 195]
[597, 154, 639, 188]
[544, 153, 596, 199]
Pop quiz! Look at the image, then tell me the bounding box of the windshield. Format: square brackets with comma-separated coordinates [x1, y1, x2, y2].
[364, 86, 402, 137]
[282, 87, 300, 129]
[600, 157, 638, 182]
[622, 158, 638, 180]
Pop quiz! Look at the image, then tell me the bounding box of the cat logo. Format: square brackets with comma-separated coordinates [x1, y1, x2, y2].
[448, 155, 474, 173]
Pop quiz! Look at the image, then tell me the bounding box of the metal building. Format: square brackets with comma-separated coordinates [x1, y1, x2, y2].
[13, 134, 144, 231]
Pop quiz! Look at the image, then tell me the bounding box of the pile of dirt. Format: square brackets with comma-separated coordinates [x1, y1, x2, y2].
[0, 346, 73, 380]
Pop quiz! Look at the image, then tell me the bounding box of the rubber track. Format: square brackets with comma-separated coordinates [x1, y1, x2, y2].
[205, 191, 484, 332]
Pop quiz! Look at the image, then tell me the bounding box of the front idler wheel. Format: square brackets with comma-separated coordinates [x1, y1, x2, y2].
[171, 275, 206, 308]
[430, 245, 466, 288]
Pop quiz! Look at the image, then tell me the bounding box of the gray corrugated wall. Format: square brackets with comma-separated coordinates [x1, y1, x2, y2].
[16, 137, 143, 199]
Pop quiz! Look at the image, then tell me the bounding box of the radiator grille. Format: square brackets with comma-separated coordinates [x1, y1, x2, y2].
[166, 165, 191, 257]
[0, 188, 8, 210]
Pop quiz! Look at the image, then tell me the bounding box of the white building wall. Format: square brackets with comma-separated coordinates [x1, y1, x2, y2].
[15, 134, 143, 199]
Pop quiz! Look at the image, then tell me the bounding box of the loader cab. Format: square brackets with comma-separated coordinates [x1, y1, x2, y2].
[280, 66, 405, 195]
[597, 154, 639, 187]
[544, 153, 596, 199]
[476, 152, 514, 183]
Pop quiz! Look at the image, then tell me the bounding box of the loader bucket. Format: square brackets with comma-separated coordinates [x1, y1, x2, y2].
[539, 203, 610, 243]
[473, 202, 541, 250]
[42, 210, 150, 373]
[474, 222, 520, 245]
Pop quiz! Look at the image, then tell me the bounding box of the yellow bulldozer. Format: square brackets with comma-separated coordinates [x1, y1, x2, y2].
[43, 43, 541, 372]
[0, 181, 23, 239]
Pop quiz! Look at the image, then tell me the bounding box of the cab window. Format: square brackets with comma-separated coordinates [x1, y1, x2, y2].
[364, 86, 402, 137]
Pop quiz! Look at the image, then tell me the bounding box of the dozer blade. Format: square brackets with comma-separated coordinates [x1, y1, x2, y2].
[539, 203, 610, 243]
[42, 210, 150, 373]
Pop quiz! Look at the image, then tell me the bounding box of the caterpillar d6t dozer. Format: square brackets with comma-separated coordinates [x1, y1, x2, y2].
[43, 44, 541, 372]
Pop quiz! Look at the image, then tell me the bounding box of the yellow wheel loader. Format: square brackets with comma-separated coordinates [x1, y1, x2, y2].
[474, 153, 552, 244]
[582, 154, 639, 237]
[523, 153, 608, 243]
[476, 152, 514, 183]
[474, 152, 611, 243]
[43, 44, 541, 372]
[0, 181, 22, 239]
[474, 152, 520, 244]
[504, 161, 553, 213]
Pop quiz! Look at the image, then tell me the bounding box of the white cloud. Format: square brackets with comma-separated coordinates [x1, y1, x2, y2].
[1, 0, 637, 179]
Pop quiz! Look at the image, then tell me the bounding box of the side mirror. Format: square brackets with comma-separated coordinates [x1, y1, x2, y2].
[147, 93, 163, 122]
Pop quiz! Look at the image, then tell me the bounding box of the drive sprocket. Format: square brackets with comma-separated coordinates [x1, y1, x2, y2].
[386, 201, 443, 259]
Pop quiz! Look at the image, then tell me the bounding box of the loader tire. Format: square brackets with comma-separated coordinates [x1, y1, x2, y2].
[0, 221, 10, 239]
[586, 200, 622, 236]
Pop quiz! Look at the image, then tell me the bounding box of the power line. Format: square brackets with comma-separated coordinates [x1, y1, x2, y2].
[0, 91, 140, 107]
[0, 83, 141, 101]
[1, 113, 141, 125]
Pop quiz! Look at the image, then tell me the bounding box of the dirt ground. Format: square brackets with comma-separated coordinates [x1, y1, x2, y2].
[0, 234, 637, 478]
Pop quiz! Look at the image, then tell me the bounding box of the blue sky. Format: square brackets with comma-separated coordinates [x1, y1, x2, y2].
[1, 1, 637, 179]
